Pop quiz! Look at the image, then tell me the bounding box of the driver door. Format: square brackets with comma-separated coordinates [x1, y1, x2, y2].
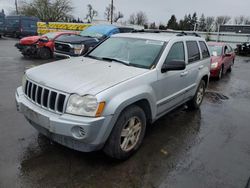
[155, 41, 187, 117]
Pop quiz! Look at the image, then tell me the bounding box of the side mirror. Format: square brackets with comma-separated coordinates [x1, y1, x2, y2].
[161, 60, 186, 73]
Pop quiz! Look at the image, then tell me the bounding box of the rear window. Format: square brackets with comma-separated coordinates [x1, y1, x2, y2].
[186, 41, 201, 63]
[199, 41, 210, 58]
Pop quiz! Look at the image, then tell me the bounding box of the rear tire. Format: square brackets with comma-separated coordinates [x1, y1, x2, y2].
[38, 47, 51, 60]
[187, 80, 206, 110]
[103, 105, 146, 160]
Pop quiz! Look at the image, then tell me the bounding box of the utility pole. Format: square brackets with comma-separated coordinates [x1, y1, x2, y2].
[15, 0, 18, 15]
[110, 0, 113, 24]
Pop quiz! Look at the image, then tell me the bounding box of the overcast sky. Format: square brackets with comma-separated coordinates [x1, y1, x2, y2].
[1, 0, 250, 23]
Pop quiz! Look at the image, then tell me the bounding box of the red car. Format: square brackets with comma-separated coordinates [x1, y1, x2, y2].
[208, 42, 236, 80]
[15, 31, 76, 59]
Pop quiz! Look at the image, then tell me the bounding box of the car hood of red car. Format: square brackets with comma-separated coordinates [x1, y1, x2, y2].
[20, 36, 42, 45]
[211, 56, 222, 63]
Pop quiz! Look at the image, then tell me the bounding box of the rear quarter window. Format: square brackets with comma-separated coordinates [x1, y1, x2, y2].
[199, 41, 210, 58]
[186, 41, 201, 63]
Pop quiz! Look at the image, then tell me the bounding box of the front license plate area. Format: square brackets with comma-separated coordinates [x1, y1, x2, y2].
[24, 106, 50, 129]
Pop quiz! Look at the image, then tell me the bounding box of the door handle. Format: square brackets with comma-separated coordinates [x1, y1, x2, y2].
[180, 71, 188, 77]
[199, 65, 204, 70]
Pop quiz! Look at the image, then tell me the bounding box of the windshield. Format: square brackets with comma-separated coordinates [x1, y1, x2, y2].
[43, 32, 58, 40]
[208, 45, 223, 56]
[88, 37, 165, 69]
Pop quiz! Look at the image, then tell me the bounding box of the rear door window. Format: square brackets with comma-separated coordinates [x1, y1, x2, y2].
[199, 41, 210, 59]
[186, 41, 201, 63]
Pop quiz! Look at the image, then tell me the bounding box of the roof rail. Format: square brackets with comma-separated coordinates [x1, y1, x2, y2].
[132, 29, 161, 33]
[176, 32, 201, 37]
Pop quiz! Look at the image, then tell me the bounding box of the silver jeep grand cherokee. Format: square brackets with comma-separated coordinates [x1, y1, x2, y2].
[16, 32, 210, 159]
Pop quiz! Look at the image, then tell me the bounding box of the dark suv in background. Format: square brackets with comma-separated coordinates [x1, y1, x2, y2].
[4, 16, 39, 38]
[0, 11, 5, 38]
[54, 24, 134, 58]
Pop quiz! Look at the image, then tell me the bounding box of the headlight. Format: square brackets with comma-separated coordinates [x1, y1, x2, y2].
[66, 94, 105, 117]
[22, 74, 26, 91]
[211, 62, 218, 69]
[71, 44, 85, 55]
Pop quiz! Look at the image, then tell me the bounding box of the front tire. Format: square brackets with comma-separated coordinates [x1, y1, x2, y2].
[187, 80, 206, 110]
[38, 47, 51, 60]
[103, 105, 146, 160]
[217, 66, 223, 80]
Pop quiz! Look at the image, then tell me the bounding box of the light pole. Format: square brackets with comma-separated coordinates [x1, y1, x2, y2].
[15, 0, 18, 15]
[110, 0, 113, 24]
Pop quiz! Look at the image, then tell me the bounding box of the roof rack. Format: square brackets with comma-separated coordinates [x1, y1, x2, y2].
[131, 29, 161, 33]
[131, 30, 201, 37]
[176, 32, 201, 37]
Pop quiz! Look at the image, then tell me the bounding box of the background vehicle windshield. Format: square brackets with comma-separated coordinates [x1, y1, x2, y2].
[88, 37, 165, 69]
[80, 29, 104, 38]
[5, 18, 19, 27]
[208, 45, 223, 56]
[21, 19, 37, 30]
[43, 32, 58, 40]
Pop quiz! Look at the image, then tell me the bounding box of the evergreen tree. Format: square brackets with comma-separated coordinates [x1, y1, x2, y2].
[167, 15, 178, 30]
[199, 14, 206, 31]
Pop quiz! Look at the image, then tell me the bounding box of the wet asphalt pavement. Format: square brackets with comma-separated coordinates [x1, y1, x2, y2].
[0, 37, 250, 188]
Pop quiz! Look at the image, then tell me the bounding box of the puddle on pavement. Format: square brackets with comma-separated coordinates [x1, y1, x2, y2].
[205, 91, 229, 104]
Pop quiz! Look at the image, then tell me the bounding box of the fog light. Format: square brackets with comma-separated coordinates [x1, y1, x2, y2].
[71, 126, 86, 139]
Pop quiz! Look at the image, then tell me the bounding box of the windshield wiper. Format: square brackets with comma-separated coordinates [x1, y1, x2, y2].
[101, 57, 130, 66]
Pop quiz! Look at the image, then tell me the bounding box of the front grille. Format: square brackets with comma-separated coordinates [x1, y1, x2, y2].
[24, 80, 67, 113]
[54, 42, 71, 53]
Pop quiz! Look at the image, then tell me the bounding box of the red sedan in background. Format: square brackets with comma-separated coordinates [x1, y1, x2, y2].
[208, 42, 236, 80]
[15, 31, 76, 59]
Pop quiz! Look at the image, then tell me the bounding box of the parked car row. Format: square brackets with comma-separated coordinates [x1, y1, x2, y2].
[14, 26, 236, 82]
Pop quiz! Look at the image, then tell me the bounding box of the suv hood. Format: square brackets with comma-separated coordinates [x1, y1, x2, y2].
[26, 57, 148, 95]
[20, 36, 41, 45]
[55, 34, 98, 44]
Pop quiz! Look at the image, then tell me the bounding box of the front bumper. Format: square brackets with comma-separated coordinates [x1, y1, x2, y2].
[15, 87, 113, 152]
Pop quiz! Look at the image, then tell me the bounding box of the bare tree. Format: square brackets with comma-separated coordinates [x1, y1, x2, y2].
[85, 4, 98, 23]
[20, 0, 73, 22]
[205, 16, 215, 31]
[128, 11, 148, 26]
[104, 4, 123, 23]
[215, 15, 231, 30]
[128, 13, 136, 24]
[104, 4, 112, 21]
[114, 11, 123, 22]
[234, 16, 250, 25]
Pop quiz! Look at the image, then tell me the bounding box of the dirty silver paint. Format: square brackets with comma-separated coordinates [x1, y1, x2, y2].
[0, 38, 250, 188]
